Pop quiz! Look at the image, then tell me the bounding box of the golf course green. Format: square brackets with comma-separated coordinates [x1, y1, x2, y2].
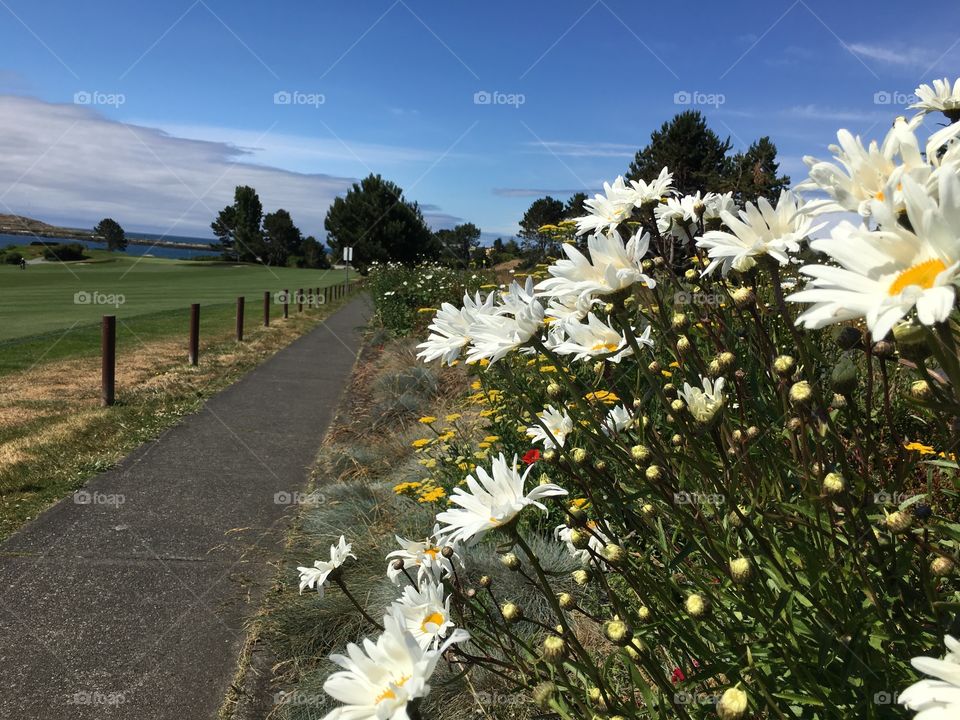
[0, 251, 351, 373]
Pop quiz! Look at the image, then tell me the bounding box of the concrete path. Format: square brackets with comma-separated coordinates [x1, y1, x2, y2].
[0, 296, 370, 719]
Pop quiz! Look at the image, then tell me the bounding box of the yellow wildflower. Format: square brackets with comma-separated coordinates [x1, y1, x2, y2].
[540, 365, 557, 373]
[904, 441, 936, 455]
[412, 438, 432, 448]
[418, 416, 437, 424]
[483, 435, 500, 443]
[445, 413, 462, 422]
[478, 442, 491, 449]
[416, 307, 437, 314]
[584, 390, 620, 405]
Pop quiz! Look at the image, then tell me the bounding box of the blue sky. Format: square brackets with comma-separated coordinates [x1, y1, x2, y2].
[0, 0, 957, 242]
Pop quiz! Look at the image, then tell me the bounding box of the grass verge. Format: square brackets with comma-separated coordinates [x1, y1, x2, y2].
[0, 288, 360, 540]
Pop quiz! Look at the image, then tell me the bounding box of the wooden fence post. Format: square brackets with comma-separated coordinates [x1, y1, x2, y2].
[263, 291, 270, 327]
[101, 315, 116, 407]
[189, 304, 200, 366]
[283, 289, 289, 319]
[236, 296, 245, 342]
[297, 287, 303, 313]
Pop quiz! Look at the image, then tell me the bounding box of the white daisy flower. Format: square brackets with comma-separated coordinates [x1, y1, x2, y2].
[525, 404, 574, 449]
[297, 535, 355, 597]
[678, 376, 726, 424]
[575, 176, 639, 236]
[385, 529, 457, 585]
[911, 77, 960, 120]
[655, 194, 700, 242]
[464, 298, 544, 365]
[322, 609, 468, 720]
[416, 291, 495, 365]
[900, 635, 960, 718]
[544, 292, 597, 325]
[602, 404, 634, 436]
[554, 521, 610, 564]
[629, 166, 674, 207]
[391, 581, 455, 649]
[797, 117, 928, 217]
[703, 191, 736, 223]
[549, 312, 650, 363]
[790, 170, 960, 340]
[435, 453, 567, 546]
[536, 230, 655, 305]
[696, 190, 825, 276]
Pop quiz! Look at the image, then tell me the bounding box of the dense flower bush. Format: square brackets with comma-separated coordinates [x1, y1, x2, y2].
[367, 261, 492, 335]
[299, 80, 960, 720]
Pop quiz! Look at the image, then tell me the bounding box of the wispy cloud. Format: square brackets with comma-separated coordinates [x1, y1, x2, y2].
[492, 187, 586, 198]
[521, 140, 636, 159]
[0, 95, 460, 238]
[849, 41, 960, 73]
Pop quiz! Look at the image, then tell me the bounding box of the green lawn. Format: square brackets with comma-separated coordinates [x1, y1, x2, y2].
[0, 251, 350, 374]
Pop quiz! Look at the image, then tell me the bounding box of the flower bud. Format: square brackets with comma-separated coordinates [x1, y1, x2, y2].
[663, 382, 677, 398]
[533, 681, 557, 709]
[707, 359, 722, 377]
[602, 543, 626, 565]
[670, 399, 686, 414]
[893, 322, 930, 360]
[731, 286, 755, 308]
[500, 553, 521, 571]
[885, 511, 912, 535]
[910, 380, 932, 402]
[546, 382, 562, 398]
[746, 426, 760, 441]
[716, 351, 735, 372]
[543, 449, 557, 463]
[671, 313, 689, 331]
[541, 636, 566, 664]
[833, 325, 863, 350]
[931, 556, 955, 577]
[683, 268, 698, 282]
[567, 504, 587, 524]
[645, 465, 664, 482]
[685, 593, 709, 618]
[717, 686, 748, 720]
[558, 592, 576, 609]
[631, 445, 651, 463]
[571, 448, 587, 464]
[729, 557, 753, 584]
[592, 361, 604, 374]
[831, 355, 858, 395]
[873, 340, 895, 359]
[822, 472, 845, 496]
[671, 433, 683, 447]
[789, 381, 813, 406]
[572, 569, 591, 586]
[478, 575, 491, 588]
[641, 502, 657, 520]
[441, 546, 455, 559]
[568, 528, 590, 549]
[587, 686, 606, 710]
[648, 360, 662, 374]
[773, 355, 796, 377]
[676, 336, 692, 354]
[464, 587, 476, 599]
[637, 605, 651, 622]
[604, 619, 632, 645]
[593, 459, 607, 472]
[786, 417, 802, 432]
[501, 602, 523, 622]
[391, 558, 406, 571]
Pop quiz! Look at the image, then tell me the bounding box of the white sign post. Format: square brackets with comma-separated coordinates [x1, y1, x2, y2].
[342, 246, 353, 283]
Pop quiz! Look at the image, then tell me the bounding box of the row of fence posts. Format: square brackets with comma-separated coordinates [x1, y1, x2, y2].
[100, 281, 360, 407]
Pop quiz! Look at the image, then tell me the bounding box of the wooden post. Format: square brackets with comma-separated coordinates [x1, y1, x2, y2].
[101, 315, 116, 407]
[297, 288, 303, 313]
[308, 287, 314, 308]
[283, 289, 289, 319]
[263, 291, 270, 327]
[188, 304, 200, 366]
[236, 296, 245, 342]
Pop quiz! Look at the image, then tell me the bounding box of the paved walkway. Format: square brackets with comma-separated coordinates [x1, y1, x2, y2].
[0, 296, 370, 719]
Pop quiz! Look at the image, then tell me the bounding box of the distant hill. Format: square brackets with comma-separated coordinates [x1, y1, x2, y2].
[0, 214, 95, 240]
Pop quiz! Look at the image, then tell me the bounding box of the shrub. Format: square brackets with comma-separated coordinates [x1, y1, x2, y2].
[42, 243, 87, 261]
[295, 92, 960, 719]
[3, 251, 23, 265]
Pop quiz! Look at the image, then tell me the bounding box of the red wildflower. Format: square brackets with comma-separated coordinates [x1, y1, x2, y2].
[670, 667, 686, 683]
[522, 448, 541, 465]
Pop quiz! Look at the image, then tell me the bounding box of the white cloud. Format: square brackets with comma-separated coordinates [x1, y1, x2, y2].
[848, 41, 957, 72]
[492, 187, 585, 198]
[522, 140, 637, 158]
[0, 95, 458, 239]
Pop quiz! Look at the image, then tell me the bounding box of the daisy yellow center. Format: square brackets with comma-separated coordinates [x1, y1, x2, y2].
[421, 612, 445, 633]
[591, 342, 620, 352]
[423, 547, 439, 559]
[888, 259, 947, 296]
[376, 675, 411, 704]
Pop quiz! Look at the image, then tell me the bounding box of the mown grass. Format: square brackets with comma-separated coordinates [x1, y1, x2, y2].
[0, 249, 348, 344]
[0, 289, 360, 540]
[230, 336, 580, 720]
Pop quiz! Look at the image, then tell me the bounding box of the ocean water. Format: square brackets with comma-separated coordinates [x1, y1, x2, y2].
[0, 232, 217, 260]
